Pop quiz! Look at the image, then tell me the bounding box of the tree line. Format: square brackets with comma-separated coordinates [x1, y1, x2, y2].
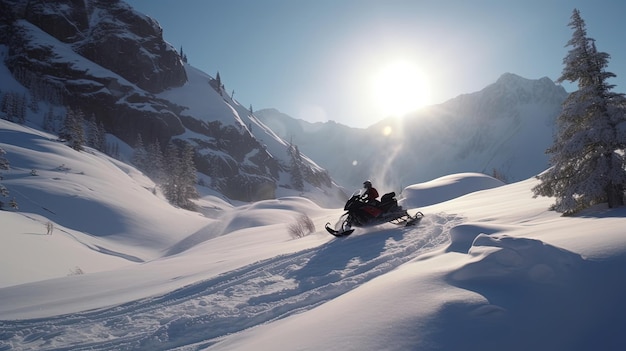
[0, 98, 199, 210]
[132, 134, 199, 210]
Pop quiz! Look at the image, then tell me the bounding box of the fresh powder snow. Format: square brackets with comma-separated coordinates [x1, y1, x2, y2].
[1, 119, 626, 350]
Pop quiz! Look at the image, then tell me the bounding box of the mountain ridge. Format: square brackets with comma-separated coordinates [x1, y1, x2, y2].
[257, 73, 568, 190]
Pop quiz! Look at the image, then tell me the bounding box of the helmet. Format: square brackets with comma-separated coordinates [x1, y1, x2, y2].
[363, 180, 372, 188]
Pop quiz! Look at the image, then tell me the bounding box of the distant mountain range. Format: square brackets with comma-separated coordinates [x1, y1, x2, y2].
[0, 0, 568, 204]
[256, 73, 568, 191]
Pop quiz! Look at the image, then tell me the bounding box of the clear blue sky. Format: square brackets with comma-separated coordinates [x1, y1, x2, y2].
[124, 0, 626, 127]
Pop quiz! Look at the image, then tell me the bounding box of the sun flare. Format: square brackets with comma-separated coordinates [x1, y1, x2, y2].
[370, 60, 431, 117]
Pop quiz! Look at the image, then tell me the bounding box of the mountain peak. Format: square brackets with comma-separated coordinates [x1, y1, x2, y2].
[496, 72, 526, 83]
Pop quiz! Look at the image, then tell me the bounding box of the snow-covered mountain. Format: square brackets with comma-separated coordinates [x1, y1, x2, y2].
[3, 1, 626, 350]
[1, 0, 570, 202]
[257, 73, 568, 190]
[0, 0, 342, 203]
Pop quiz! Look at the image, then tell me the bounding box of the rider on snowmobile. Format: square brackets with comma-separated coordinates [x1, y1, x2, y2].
[362, 180, 379, 204]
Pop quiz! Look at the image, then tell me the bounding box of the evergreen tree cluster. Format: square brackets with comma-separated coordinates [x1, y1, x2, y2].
[11, 67, 63, 105]
[163, 142, 199, 210]
[533, 9, 626, 215]
[86, 115, 107, 151]
[133, 135, 198, 210]
[132, 134, 165, 182]
[55, 107, 110, 154]
[60, 108, 86, 151]
[288, 143, 304, 191]
[0, 91, 27, 124]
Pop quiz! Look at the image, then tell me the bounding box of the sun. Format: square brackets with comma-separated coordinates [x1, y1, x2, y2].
[370, 60, 432, 117]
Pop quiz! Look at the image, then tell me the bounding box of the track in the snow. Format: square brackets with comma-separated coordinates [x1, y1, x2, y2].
[0, 213, 463, 351]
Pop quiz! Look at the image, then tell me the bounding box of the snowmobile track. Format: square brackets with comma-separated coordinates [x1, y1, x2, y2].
[0, 213, 463, 351]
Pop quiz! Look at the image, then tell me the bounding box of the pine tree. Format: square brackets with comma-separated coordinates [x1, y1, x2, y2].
[17, 93, 26, 124]
[289, 144, 304, 191]
[179, 45, 188, 63]
[86, 115, 102, 149]
[97, 121, 107, 151]
[215, 71, 223, 96]
[146, 140, 165, 181]
[132, 134, 148, 170]
[1, 92, 15, 122]
[179, 143, 199, 207]
[62, 108, 85, 151]
[162, 141, 182, 206]
[0, 147, 9, 171]
[43, 106, 55, 132]
[532, 9, 626, 214]
[162, 142, 198, 209]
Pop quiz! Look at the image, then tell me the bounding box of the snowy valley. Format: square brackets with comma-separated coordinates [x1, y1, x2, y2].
[2, 119, 626, 350]
[2, 0, 626, 350]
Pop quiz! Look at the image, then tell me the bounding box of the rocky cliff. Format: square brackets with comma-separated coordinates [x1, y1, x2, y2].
[0, 0, 340, 203]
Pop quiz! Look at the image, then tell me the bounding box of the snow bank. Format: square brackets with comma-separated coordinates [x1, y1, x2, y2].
[400, 172, 504, 208]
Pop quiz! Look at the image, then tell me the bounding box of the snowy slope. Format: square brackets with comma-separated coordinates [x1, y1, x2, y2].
[0, 119, 211, 268]
[1, 119, 626, 350]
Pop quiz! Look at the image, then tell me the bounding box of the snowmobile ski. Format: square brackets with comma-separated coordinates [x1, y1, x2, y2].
[405, 211, 424, 226]
[325, 222, 355, 237]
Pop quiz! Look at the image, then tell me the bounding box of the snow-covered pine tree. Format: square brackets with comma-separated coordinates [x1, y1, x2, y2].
[132, 134, 148, 170]
[533, 9, 626, 214]
[145, 140, 165, 182]
[0, 147, 8, 171]
[1, 91, 15, 122]
[288, 144, 304, 191]
[97, 121, 106, 151]
[162, 141, 181, 206]
[86, 115, 102, 150]
[179, 142, 199, 208]
[161, 141, 199, 210]
[61, 108, 85, 151]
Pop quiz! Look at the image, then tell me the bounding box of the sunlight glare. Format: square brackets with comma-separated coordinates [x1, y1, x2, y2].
[382, 125, 393, 136]
[370, 60, 431, 117]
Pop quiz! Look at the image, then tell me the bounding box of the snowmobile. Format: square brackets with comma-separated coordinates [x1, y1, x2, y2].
[325, 190, 423, 237]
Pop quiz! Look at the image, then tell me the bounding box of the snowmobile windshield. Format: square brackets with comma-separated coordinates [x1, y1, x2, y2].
[352, 189, 365, 197]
